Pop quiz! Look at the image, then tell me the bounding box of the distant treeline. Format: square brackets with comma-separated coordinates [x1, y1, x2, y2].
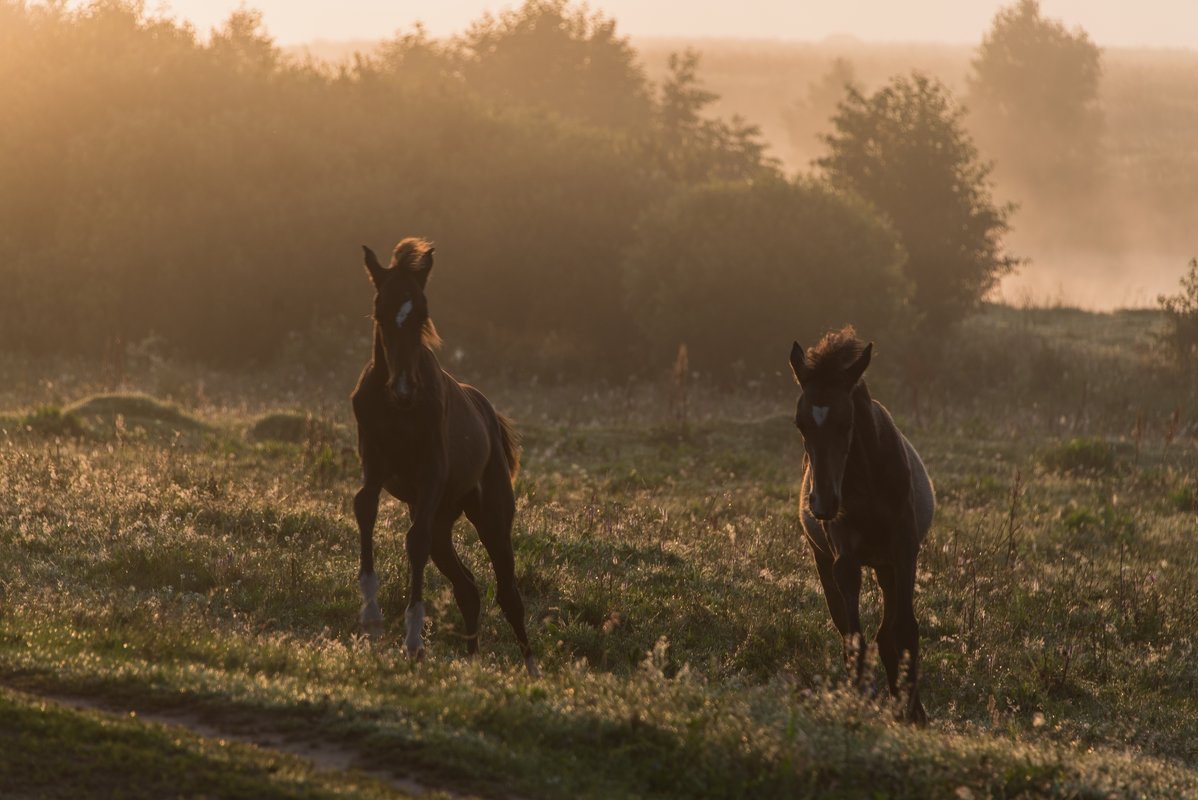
[1, 1, 1002, 378]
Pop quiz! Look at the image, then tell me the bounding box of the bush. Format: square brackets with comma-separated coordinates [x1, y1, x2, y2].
[1156, 257, 1198, 372]
[1041, 437, 1117, 476]
[622, 178, 910, 379]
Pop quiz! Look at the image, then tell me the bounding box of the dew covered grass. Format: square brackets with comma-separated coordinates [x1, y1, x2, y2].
[1, 363, 1197, 798]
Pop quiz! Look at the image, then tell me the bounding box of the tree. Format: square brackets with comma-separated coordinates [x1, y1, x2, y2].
[968, 0, 1103, 192]
[818, 72, 1018, 335]
[651, 49, 774, 184]
[208, 8, 278, 76]
[782, 57, 857, 167]
[455, 0, 652, 129]
[371, 23, 456, 90]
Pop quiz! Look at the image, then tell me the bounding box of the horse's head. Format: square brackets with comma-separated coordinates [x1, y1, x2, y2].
[789, 333, 873, 521]
[362, 238, 435, 407]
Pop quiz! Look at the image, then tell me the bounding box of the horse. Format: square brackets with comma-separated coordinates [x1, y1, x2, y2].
[788, 326, 934, 723]
[350, 237, 538, 676]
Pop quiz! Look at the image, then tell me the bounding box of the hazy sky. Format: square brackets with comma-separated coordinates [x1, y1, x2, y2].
[122, 1, 1196, 48]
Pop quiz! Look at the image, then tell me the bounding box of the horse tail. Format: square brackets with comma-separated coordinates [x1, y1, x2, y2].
[497, 411, 521, 483]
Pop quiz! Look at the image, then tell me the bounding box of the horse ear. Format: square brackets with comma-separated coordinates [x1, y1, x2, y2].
[362, 245, 387, 288]
[844, 342, 873, 386]
[412, 247, 434, 289]
[789, 341, 809, 385]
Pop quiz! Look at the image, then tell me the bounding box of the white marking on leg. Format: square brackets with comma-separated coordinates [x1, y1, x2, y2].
[359, 573, 382, 633]
[813, 406, 829, 426]
[524, 655, 541, 679]
[359, 573, 379, 603]
[405, 602, 425, 659]
[359, 572, 383, 632]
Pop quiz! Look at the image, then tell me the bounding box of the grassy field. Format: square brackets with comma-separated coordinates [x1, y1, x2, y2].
[1, 307, 1197, 798]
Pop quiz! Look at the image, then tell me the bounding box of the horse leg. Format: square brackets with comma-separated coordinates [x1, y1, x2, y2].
[353, 482, 384, 637]
[892, 551, 927, 724]
[403, 505, 447, 661]
[874, 564, 901, 698]
[466, 486, 537, 677]
[429, 510, 481, 657]
[811, 548, 850, 637]
[832, 554, 867, 690]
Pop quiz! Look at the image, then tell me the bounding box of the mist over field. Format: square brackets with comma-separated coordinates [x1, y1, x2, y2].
[295, 34, 1198, 311]
[3, 2, 1198, 798]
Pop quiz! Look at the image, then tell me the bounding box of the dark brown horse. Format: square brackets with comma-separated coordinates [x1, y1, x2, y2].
[789, 327, 934, 723]
[351, 237, 537, 675]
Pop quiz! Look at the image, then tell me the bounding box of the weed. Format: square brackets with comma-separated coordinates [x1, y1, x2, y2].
[1041, 437, 1118, 476]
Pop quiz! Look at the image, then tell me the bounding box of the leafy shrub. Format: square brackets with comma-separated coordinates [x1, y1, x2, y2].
[1041, 437, 1117, 476]
[622, 177, 910, 378]
[1167, 483, 1196, 514]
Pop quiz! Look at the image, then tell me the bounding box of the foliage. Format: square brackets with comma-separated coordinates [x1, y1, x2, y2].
[17, 406, 86, 439]
[249, 411, 336, 444]
[622, 178, 909, 378]
[818, 73, 1019, 336]
[782, 57, 858, 167]
[650, 50, 776, 184]
[0, 0, 777, 373]
[968, 0, 1103, 192]
[1156, 258, 1198, 372]
[66, 393, 207, 435]
[1040, 437, 1118, 476]
[456, 0, 652, 130]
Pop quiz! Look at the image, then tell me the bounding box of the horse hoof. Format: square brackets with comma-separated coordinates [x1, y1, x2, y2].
[407, 646, 425, 662]
[524, 656, 541, 679]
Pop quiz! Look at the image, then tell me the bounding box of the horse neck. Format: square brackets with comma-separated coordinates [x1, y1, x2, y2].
[371, 327, 387, 373]
[844, 380, 882, 489]
[370, 328, 440, 383]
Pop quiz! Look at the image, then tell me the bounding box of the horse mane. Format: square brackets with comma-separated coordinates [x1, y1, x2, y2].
[390, 237, 432, 270]
[388, 237, 442, 349]
[422, 318, 442, 349]
[804, 325, 866, 382]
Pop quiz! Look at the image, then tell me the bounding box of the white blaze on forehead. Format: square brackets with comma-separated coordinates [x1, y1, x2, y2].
[812, 406, 830, 427]
[395, 300, 414, 327]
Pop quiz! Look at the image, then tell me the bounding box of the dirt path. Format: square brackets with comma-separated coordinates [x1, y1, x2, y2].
[23, 688, 475, 799]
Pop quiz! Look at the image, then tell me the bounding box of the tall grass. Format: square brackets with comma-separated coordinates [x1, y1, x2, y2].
[2, 324, 1197, 796]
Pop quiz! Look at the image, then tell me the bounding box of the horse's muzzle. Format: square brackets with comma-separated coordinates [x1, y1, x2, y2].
[387, 375, 415, 407]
